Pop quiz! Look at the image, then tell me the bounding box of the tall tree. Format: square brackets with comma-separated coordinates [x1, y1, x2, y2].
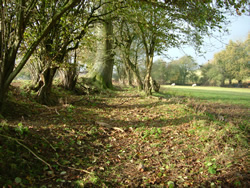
[89, 19, 115, 89]
[88, 0, 124, 89]
[212, 35, 249, 87]
[214, 50, 234, 86]
[164, 56, 197, 85]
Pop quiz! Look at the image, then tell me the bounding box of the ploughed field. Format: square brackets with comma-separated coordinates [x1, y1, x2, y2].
[0, 83, 249, 187]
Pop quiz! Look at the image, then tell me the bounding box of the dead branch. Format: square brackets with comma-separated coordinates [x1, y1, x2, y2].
[0, 134, 53, 171]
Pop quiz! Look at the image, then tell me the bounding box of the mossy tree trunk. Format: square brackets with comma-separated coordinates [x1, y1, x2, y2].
[89, 19, 114, 89]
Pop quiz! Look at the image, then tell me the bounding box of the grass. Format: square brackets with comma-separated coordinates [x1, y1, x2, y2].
[161, 85, 250, 107]
[0, 83, 249, 187]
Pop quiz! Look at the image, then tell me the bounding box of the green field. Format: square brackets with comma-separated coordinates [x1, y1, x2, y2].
[161, 85, 250, 107]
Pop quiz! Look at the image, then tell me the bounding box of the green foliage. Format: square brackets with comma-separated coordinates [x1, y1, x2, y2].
[15, 122, 29, 135]
[151, 59, 168, 84]
[205, 158, 217, 175]
[167, 181, 175, 188]
[66, 104, 75, 113]
[15, 177, 22, 184]
[152, 56, 199, 85]
[165, 56, 198, 84]
[200, 34, 250, 86]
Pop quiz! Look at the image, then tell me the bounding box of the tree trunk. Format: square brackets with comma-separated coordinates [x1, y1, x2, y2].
[220, 79, 225, 87]
[0, 85, 8, 114]
[89, 19, 114, 89]
[60, 51, 78, 91]
[143, 54, 154, 96]
[124, 65, 133, 86]
[150, 77, 160, 92]
[60, 66, 78, 91]
[238, 80, 242, 88]
[124, 57, 143, 90]
[144, 72, 152, 96]
[37, 67, 58, 105]
[0, 54, 17, 113]
[229, 79, 232, 86]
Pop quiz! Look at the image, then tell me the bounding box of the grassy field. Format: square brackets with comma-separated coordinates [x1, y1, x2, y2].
[160, 85, 250, 107]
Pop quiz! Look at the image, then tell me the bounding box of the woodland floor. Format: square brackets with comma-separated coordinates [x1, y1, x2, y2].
[0, 83, 249, 187]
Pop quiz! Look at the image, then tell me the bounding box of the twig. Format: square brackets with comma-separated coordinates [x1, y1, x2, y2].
[55, 161, 91, 174]
[0, 134, 53, 172]
[55, 108, 60, 115]
[42, 137, 56, 151]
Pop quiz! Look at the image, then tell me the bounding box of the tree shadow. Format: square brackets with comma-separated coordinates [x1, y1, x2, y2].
[2, 88, 248, 187]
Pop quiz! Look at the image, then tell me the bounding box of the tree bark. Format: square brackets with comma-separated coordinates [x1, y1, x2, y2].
[60, 65, 78, 91]
[229, 79, 232, 86]
[89, 19, 114, 89]
[124, 56, 143, 90]
[60, 51, 78, 91]
[220, 79, 225, 87]
[0, 84, 7, 114]
[125, 67, 133, 86]
[238, 80, 242, 88]
[144, 55, 154, 96]
[37, 67, 58, 105]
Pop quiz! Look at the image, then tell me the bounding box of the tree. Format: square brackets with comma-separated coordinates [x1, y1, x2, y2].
[177, 56, 198, 84]
[114, 19, 144, 90]
[88, 0, 124, 89]
[224, 39, 249, 86]
[59, 50, 79, 91]
[0, 0, 80, 112]
[200, 60, 224, 86]
[25, 1, 100, 104]
[209, 34, 250, 87]
[164, 56, 197, 85]
[214, 50, 234, 86]
[89, 20, 114, 89]
[165, 61, 179, 84]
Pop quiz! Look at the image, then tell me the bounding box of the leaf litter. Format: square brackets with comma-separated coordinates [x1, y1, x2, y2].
[0, 86, 249, 187]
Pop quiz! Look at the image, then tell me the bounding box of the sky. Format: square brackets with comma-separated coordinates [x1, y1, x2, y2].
[159, 14, 250, 65]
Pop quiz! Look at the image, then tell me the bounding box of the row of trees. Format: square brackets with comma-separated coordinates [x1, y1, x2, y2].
[149, 33, 249, 86]
[151, 56, 198, 85]
[148, 34, 249, 86]
[200, 33, 250, 86]
[0, 0, 248, 113]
